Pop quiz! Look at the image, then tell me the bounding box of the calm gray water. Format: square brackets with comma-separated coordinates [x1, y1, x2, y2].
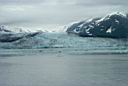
[0, 51, 128, 86]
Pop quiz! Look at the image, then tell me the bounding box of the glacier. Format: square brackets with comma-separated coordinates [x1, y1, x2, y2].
[0, 26, 128, 54]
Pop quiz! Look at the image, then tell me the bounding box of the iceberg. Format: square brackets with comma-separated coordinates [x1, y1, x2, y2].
[66, 12, 128, 38]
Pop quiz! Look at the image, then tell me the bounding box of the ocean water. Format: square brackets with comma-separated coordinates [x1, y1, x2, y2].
[0, 51, 128, 86]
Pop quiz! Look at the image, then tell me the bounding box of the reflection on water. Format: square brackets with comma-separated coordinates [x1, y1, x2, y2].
[0, 53, 128, 86]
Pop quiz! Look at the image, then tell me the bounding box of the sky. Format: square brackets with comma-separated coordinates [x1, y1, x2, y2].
[0, 0, 128, 31]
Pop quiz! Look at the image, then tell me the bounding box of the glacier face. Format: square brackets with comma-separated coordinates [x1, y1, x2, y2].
[0, 31, 127, 50]
[66, 12, 128, 38]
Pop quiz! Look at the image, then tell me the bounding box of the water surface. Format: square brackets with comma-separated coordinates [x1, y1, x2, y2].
[0, 51, 128, 86]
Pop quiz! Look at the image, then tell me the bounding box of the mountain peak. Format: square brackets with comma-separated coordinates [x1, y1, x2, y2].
[66, 12, 128, 38]
[0, 25, 12, 32]
[106, 12, 127, 18]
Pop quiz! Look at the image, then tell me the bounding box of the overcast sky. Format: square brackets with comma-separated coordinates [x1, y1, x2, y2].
[0, 0, 128, 31]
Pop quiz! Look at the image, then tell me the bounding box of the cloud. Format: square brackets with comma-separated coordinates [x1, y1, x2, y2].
[0, 0, 127, 5]
[0, 0, 127, 26]
[0, 0, 44, 4]
[98, 0, 128, 5]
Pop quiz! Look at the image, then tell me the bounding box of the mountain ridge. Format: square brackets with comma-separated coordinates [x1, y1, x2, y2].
[66, 12, 128, 38]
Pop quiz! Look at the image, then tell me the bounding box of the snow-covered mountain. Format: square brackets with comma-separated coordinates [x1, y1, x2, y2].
[0, 25, 42, 42]
[66, 12, 128, 38]
[0, 25, 12, 32]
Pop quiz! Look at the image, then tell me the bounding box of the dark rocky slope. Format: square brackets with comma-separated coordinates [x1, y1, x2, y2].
[66, 12, 128, 38]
